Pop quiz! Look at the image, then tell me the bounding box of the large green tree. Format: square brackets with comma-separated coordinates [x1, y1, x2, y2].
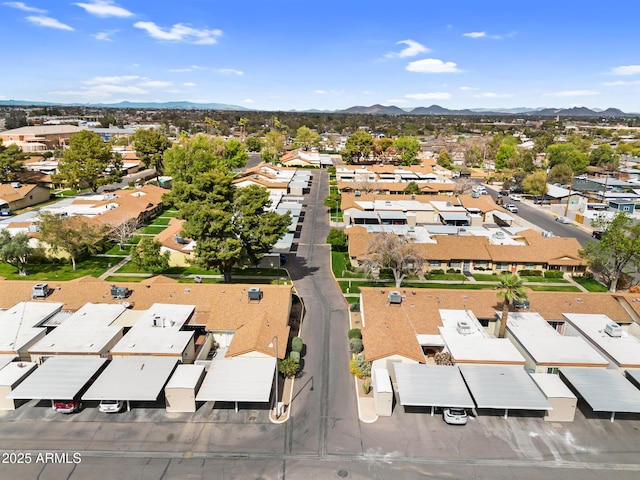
[293, 126, 321, 151]
[130, 237, 170, 272]
[589, 144, 620, 171]
[548, 163, 574, 186]
[497, 272, 528, 338]
[0, 229, 32, 275]
[341, 130, 374, 164]
[393, 136, 421, 165]
[580, 212, 640, 292]
[55, 130, 122, 192]
[0, 141, 26, 182]
[38, 212, 108, 270]
[522, 171, 547, 195]
[495, 143, 517, 170]
[546, 143, 589, 173]
[131, 128, 172, 174]
[261, 131, 285, 163]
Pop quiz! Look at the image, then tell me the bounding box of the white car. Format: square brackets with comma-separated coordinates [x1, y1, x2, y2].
[510, 194, 521, 201]
[443, 408, 468, 425]
[505, 204, 518, 213]
[98, 400, 125, 413]
[555, 216, 571, 224]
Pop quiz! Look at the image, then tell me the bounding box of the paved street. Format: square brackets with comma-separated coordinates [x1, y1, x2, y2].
[1, 171, 640, 479]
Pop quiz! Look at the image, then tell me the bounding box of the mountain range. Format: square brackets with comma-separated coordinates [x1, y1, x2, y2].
[0, 99, 634, 116]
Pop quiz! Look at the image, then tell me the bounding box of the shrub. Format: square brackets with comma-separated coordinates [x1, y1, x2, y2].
[289, 351, 300, 364]
[447, 268, 460, 274]
[327, 228, 348, 252]
[349, 302, 360, 312]
[278, 357, 300, 378]
[348, 328, 362, 340]
[349, 338, 364, 354]
[291, 337, 303, 353]
[519, 269, 543, 277]
[544, 270, 564, 278]
[429, 269, 445, 275]
[362, 380, 372, 394]
[349, 353, 371, 378]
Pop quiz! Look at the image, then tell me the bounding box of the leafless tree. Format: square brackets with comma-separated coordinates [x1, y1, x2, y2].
[361, 233, 425, 287]
[108, 216, 142, 251]
[452, 178, 476, 195]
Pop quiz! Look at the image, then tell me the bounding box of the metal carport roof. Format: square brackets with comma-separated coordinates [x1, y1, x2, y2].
[626, 369, 640, 389]
[0, 355, 17, 372]
[196, 357, 276, 403]
[7, 357, 107, 400]
[560, 367, 640, 418]
[458, 364, 551, 411]
[82, 357, 179, 402]
[394, 364, 475, 408]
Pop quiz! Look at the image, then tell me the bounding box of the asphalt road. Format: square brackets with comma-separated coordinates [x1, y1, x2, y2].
[486, 188, 593, 247]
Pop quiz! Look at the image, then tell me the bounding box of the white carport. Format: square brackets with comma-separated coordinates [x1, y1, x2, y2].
[6, 357, 107, 406]
[626, 369, 640, 389]
[0, 361, 37, 410]
[0, 355, 17, 372]
[82, 356, 179, 411]
[394, 364, 475, 416]
[458, 364, 552, 418]
[560, 367, 640, 422]
[196, 357, 277, 413]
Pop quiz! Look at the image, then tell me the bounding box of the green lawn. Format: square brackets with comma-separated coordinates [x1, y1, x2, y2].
[522, 276, 569, 284]
[331, 251, 364, 278]
[403, 282, 497, 290]
[139, 225, 167, 234]
[0, 257, 113, 281]
[345, 296, 360, 304]
[160, 210, 181, 218]
[526, 285, 582, 292]
[150, 217, 172, 226]
[573, 276, 608, 292]
[472, 273, 499, 282]
[104, 244, 133, 255]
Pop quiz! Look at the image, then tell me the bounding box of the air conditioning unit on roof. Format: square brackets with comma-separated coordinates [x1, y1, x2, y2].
[388, 291, 402, 304]
[604, 323, 622, 337]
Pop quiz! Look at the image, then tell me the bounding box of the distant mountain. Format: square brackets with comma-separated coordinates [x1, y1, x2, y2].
[530, 106, 628, 117]
[338, 104, 408, 115]
[409, 105, 478, 115]
[470, 107, 539, 114]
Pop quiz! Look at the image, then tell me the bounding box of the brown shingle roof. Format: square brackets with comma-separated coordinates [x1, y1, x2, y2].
[225, 312, 290, 359]
[0, 276, 292, 332]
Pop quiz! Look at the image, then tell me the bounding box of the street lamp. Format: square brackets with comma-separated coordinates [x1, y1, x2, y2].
[270, 335, 280, 418]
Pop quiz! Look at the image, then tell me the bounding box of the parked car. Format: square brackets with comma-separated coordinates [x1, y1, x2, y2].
[513, 298, 530, 309]
[505, 204, 518, 213]
[443, 408, 468, 425]
[510, 194, 521, 201]
[53, 397, 82, 414]
[592, 231, 604, 240]
[555, 216, 571, 224]
[98, 400, 125, 413]
[279, 254, 288, 265]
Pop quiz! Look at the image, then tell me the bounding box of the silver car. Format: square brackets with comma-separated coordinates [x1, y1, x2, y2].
[443, 408, 468, 425]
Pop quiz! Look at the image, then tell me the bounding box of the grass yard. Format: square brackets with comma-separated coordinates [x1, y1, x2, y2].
[139, 225, 168, 234]
[331, 251, 364, 278]
[150, 217, 172, 226]
[0, 256, 113, 281]
[103, 275, 148, 283]
[161, 210, 181, 218]
[425, 273, 467, 281]
[526, 285, 582, 292]
[403, 282, 497, 290]
[521, 276, 569, 284]
[472, 273, 499, 282]
[573, 276, 608, 292]
[104, 244, 133, 256]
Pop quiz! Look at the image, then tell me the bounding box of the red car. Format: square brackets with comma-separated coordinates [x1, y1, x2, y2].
[52, 396, 82, 414]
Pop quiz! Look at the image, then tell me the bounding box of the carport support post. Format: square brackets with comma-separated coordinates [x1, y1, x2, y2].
[504, 408, 509, 420]
[611, 411, 615, 422]
[235, 401, 238, 413]
[127, 400, 130, 412]
[431, 406, 434, 417]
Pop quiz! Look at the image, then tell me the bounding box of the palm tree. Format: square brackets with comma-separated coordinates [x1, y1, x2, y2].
[497, 272, 527, 338]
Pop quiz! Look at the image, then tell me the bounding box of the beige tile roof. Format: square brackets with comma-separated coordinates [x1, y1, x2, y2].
[225, 311, 290, 359]
[0, 183, 40, 203]
[154, 218, 190, 253]
[338, 181, 454, 194]
[0, 276, 292, 332]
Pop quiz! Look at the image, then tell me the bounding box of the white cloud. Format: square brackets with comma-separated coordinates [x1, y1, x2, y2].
[168, 67, 193, 73]
[74, 1, 133, 18]
[134, 21, 223, 45]
[85, 75, 141, 84]
[243, 98, 254, 104]
[602, 80, 640, 86]
[544, 90, 599, 97]
[406, 58, 460, 73]
[314, 90, 327, 94]
[218, 68, 243, 75]
[183, 82, 196, 87]
[464, 31, 486, 38]
[385, 39, 429, 58]
[138, 80, 172, 88]
[3, 2, 45, 13]
[93, 29, 118, 41]
[459, 86, 478, 91]
[26, 15, 73, 30]
[609, 65, 640, 76]
[405, 92, 452, 100]
[474, 92, 513, 98]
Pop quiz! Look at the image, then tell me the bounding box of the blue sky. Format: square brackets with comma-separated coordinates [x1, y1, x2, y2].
[2, 0, 640, 112]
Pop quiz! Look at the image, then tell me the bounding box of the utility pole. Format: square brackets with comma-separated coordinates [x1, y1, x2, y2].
[563, 174, 575, 217]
